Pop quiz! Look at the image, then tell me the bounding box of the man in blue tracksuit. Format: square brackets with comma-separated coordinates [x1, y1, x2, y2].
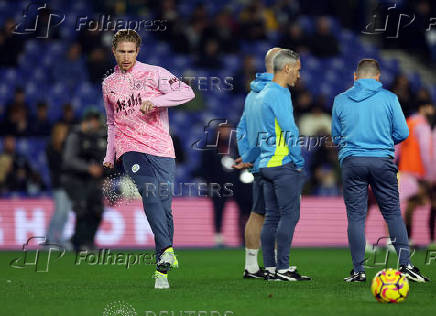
[236, 47, 280, 279]
[332, 58, 430, 282]
[246, 49, 310, 281]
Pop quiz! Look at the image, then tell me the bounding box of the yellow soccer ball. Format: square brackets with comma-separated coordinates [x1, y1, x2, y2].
[371, 268, 409, 303]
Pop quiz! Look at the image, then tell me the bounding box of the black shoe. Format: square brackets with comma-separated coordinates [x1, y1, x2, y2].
[276, 267, 311, 281]
[399, 265, 430, 283]
[244, 267, 267, 279]
[264, 270, 279, 281]
[344, 269, 366, 282]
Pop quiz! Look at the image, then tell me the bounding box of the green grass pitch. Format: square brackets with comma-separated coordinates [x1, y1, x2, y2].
[0, 248, 435, 315]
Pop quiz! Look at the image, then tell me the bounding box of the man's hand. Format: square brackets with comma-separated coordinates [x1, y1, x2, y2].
[232, 157, 253, 170]
[140, 100, 155, 114]
[89, 164, 103, 178]
[103, 162, 114, 169]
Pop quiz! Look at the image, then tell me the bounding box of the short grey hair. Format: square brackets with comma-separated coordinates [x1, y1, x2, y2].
[273, 49, 300, 72]
[356, 58, 380, 77]
[265, 47, 281, 72]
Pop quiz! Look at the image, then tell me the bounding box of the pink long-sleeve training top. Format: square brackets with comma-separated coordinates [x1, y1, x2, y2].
[102, 61, 195, 164]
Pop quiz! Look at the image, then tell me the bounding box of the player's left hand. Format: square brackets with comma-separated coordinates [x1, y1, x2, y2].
[140, 100, 155, 114]
[232, 157, 253, 170]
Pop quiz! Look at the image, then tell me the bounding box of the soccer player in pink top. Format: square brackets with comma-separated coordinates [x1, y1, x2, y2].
[102, 29, 195, 289]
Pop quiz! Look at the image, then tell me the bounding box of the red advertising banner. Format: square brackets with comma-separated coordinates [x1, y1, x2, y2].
[0, 198, 431, 249]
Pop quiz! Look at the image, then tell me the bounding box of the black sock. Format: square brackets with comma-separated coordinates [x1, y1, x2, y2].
[430, 206, 436, 242]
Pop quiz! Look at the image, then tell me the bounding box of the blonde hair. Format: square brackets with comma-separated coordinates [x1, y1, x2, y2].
[112, 29, 142, 49]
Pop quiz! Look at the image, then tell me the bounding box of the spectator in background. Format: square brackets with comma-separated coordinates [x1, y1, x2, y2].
[0, 135, 44, 193]
[308, 16, 340, 58]
[239, 3, 267, 41]
[156, 0, 181, 43]
[31, 102, 52, 136]
[0, 143, 13, 194]
[61, 108, 106, 251]
[277, 22, 309, 54]
[195, 123, 252, 246]
[272, 0, 300, 26]
[398, 102, 434, 245]
[308, 130, 341, 196]
[191, 2, 209, 21]
[414, 87, 432, 110]
[233, 55, 257, 94]
[390, 74, 415, 117]
[78, 28, 104, 56]
[87, 48, 113, 83]
[183, 18, 207, 54]
[195, 39, 223, 69]
[251, 0, 279, 32]
[52, 43, 87, 91]
[167, 18, 191, 54]
[299, 104, 332, 137]
[398, 0, 431, 61]
[200, 9, 239, 54]
[60, 103, 77, 126]
[2, 88, 29, 136]
[0, 18, 25, 67]
[293, 89, 314, 117]
[46, 123, 72, 247]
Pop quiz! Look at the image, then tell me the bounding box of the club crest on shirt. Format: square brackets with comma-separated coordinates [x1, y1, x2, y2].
[132, 164, 140, 173]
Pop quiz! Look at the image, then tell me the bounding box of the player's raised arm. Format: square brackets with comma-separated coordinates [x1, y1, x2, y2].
[148, 66, 195, 108]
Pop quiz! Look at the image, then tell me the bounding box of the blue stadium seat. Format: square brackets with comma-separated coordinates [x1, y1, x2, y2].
[173, 55, 191, 71]
[0, 81, 14, 105]
[430, 85, 436, 103]
[407, 72, 421, 90]
[222, 54, 240, 72]
[298, 16, 314, 33]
